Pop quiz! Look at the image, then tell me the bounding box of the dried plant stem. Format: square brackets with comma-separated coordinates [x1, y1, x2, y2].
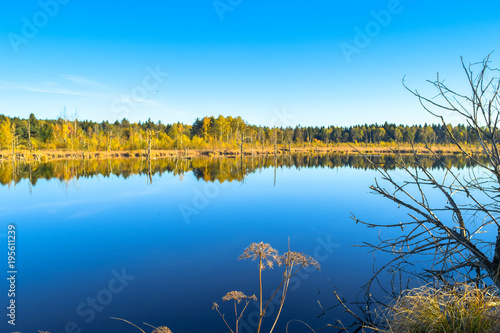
[236, 299, 252, 333]
[285, 319, 318, 333]
[258, 256, 263, 333]
[109, 317, 146, 333]
[142, 322, 157, 329]
[234, 301, 238, 333]
[269, 237, 293, 333]
[269, 263, 306, 333]
[214, 307, 234, 333]
[238, 300, 252, 322]
[269, 273, 290, 333]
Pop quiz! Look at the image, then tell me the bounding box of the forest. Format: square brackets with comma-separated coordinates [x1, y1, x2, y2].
[0, 113, 474, 152]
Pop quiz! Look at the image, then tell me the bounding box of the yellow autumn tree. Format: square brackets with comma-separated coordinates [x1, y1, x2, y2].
[0, 118, 13, 150]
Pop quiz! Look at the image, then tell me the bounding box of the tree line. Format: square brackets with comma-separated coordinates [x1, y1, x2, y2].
[0, 113, 476, 152]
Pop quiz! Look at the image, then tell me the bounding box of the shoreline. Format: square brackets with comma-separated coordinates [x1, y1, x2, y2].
[0, 144, 475, 162]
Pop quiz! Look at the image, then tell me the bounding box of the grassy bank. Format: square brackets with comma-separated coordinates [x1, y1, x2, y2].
[0, 143, 478, 162]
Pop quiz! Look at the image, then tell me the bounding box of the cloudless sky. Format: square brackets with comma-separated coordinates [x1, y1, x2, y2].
[0, 0, 499, 127]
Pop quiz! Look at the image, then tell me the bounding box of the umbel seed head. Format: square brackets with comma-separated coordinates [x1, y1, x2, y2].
[152, 327, 173, 333]
[239, 242, 279, 269]
[280, 251, 320, 270]
[222, 290, 257, 303]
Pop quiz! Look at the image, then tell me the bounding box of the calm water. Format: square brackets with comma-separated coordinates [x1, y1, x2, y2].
[0, 153, 477, 333]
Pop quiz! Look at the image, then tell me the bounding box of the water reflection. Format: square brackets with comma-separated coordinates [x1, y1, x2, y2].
[0, 152, 483, 187]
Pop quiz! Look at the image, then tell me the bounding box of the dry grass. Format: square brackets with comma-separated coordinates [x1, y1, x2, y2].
[0, 143, 474, 162]
[383, 283, 500, 333]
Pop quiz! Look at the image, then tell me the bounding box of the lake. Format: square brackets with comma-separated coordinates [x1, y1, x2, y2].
[0, 153, 476, 333]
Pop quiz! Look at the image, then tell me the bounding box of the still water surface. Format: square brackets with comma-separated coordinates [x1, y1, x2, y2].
[0, 153, 475, 333]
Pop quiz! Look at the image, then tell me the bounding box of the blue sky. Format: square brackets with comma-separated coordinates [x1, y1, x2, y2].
[0, 0, 499, 127]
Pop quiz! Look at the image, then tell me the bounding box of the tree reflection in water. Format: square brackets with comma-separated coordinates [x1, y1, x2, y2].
[0, 152, 484, 188]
